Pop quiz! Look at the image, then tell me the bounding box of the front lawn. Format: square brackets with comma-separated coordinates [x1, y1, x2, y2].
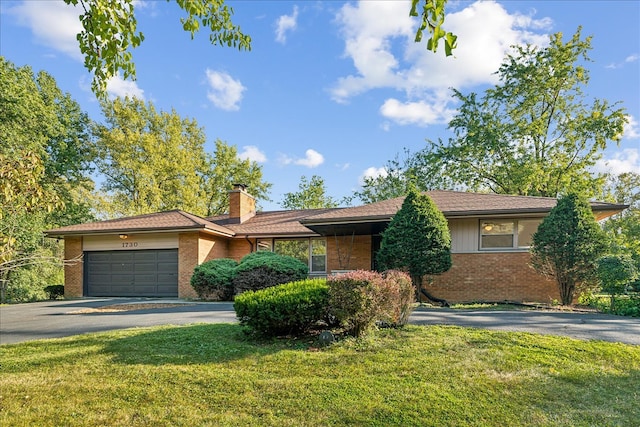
[1, 324, 638, 426]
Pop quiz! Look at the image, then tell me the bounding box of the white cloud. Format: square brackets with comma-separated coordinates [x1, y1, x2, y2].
[205, 69, 246, 111]
[8, 1, 83, 60]
[331, 0, 552, 126]
[606, 53, 639, 69]
[623, 115, 640, 139]
[595, 149, 640, 175]
[275, 5, 299, 44]
[239, 145, 267, 163]
[359, 166, 388, 184]
[279, 149, 324, 168]
[380, 96, 456, 127]
[106, 74, 145, 100]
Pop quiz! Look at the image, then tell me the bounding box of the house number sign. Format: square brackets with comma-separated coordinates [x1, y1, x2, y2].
[122, 242, 139, 248]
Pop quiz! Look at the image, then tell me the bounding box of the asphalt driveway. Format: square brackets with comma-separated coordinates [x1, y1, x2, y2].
[1, 298, 639, 345]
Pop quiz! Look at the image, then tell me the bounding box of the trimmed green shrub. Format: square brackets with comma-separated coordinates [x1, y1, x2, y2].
[234, 278, 329, 336]
[233, 251, 308, 295]
[376, 185, 451, 302]
[190, 258, 238, 300]
[43, 285, 64, 300]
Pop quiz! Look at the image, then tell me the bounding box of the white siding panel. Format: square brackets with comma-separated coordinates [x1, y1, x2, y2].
[448, 219, 479, 253]
[83, 233, 179, 251]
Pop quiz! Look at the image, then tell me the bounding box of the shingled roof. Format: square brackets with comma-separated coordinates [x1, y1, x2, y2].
[46, 210, 235, 237]
[207, 208, 337, 236]
[301, 190, 627, 225]
[46, 191, 627, 238]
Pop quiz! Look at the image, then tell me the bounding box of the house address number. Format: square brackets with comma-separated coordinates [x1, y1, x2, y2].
[122, 242, 139, 248]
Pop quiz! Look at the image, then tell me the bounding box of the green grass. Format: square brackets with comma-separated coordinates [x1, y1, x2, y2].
[1, 324, 639, 426]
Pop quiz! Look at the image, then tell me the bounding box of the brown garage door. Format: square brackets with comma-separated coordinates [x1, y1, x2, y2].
[84, 249, 178, 297]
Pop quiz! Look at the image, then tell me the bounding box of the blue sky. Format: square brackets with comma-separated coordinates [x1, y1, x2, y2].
[1, 0, 639, 211]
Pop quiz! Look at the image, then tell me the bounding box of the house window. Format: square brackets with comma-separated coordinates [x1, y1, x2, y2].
[480, 219, 542, 250]
[267, 238, 327, 274]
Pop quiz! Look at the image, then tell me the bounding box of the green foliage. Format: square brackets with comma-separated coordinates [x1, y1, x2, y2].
[327, 270, 415, 337]
[416, 28, 625, 199]
[199, 140, 272, 216]
[233, 251, 308, 295]
[531, 194, 608, 305]
[376, 186, 451, 297]
[65, 0, 251, 98]
[234, 279, 329, 337]
[597, 255, 638, 311]
[190, 258, 237, 301]
[44, 285, 65, 300]
[411, 0, 456, 56]
[0, 58, 93, 302]
[281, 175, 339, 209]
[600, 172, 640, 271]
[94, 98, 270, 218]
[350, 149, 450, 204]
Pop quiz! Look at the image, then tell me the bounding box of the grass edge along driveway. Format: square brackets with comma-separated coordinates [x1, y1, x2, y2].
[1, 323, 639, 426]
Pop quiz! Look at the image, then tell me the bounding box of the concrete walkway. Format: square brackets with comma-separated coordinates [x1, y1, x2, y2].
[1, 298, 639, 345]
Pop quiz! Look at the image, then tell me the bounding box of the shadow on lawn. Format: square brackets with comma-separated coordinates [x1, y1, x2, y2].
[0, 324, 284, 373]
[101, 323, 289, 366]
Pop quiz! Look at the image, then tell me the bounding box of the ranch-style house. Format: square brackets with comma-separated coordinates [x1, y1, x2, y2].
[46, 185, 627, 304]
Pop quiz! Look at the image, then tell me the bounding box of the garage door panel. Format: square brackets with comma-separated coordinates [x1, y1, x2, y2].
[85, 249, 178, 297]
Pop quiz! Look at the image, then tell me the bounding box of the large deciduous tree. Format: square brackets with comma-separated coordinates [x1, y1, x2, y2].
[530, 193, 607, 305]
[281, 175, 339, 210]
[94, 97, 270, 218]
[1, 58, 93, 302]
[419, 28, 626, 198]
[376, 186, 452, 304]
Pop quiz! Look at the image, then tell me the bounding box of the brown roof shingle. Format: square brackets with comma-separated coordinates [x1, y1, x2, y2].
[46, 210, 235, 236]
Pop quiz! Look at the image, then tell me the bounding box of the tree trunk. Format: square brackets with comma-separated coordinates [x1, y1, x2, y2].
[412, 274, 449, 307]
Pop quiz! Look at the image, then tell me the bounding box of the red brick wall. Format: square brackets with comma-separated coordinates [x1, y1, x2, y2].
[178, 232, 199, 299]
[200, 233, 229, 263]
[228, 239, 253, 262]
[424, 252, 559, 303]
[327, 235, 372, 273]
[64, 237, 83, 297]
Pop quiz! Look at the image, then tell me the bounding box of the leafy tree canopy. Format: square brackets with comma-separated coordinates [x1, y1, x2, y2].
[416, 28, 625, 199]
[530, 193, 608, 305]
[600, 172, 640, 269]
[0, 58, 94, 301]
[93, 97, 270, 218]
[281, 175, 339, 210]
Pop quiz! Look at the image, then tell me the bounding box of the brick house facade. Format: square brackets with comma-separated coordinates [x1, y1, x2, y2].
[46, 186, 626, 303]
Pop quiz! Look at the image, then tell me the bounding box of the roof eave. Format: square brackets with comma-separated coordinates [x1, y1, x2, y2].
[45, 225, 235, 238]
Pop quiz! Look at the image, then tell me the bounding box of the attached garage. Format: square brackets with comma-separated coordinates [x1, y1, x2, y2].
[84, 249, 178, 297]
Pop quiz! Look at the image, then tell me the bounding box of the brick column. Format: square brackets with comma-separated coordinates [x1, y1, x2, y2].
[178, 232, 199, 299]
[64, 237, 83, 297]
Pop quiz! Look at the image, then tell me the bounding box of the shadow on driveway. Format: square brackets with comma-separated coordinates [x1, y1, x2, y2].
[2, 298, 639, 345]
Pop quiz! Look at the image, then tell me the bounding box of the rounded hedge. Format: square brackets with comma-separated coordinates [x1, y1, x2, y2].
[233, 251, 308, 295]
[190, 258, 238, 300]
[234, 278, 329, 336]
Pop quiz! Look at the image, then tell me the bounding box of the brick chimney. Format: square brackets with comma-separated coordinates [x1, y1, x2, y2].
[228, 184, 256, 224]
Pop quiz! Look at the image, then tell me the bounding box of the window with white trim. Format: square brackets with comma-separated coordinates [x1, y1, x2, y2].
[480, 219, 542, 250]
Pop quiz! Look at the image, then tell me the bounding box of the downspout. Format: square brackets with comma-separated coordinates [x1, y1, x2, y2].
[244, 236, 254, 252]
